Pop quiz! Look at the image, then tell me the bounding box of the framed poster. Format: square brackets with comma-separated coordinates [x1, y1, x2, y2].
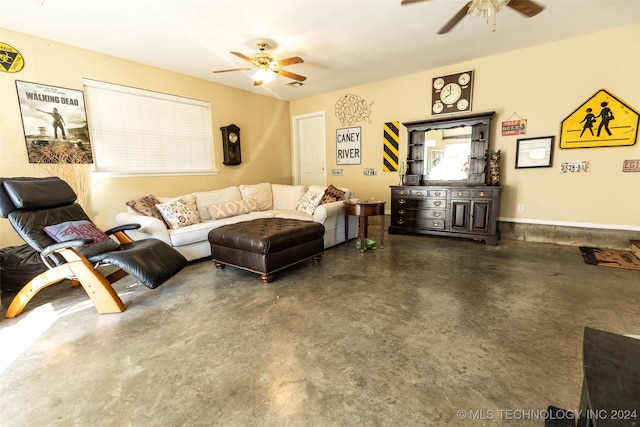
[15, 80, 93, 163]
[336, 126, 361, 165]
[515, 136, 554, 169]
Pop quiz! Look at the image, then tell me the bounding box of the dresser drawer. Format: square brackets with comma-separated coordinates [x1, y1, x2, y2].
[394, 197, 445, 209]
[450, 189, 471, 198]
[416, 218, 445, 230]
[428, 189, 446, 198]
[421, 209, 446, 220]
[472, 189, 494, 198]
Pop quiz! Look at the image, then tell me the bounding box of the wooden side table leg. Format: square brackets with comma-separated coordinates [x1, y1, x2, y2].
[380, 214, 385, 249]
[358, 215, 366, 253]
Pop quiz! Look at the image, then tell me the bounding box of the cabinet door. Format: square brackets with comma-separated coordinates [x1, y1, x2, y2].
[470, 200, 492, 233]
[450, 200, 470, 231]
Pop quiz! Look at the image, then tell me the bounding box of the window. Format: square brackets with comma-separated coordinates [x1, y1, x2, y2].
[83, 79, 215, 174]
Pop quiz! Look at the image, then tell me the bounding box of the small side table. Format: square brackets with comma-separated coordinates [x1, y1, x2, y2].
[343, 200, 386, 252]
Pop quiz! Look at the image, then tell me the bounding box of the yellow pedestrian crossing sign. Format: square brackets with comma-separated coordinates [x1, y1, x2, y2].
[559, 89, 639, 149]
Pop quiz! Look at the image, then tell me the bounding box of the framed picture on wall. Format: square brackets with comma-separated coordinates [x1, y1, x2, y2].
[15, 80, 93, 164]
[515, 136, 554, 169]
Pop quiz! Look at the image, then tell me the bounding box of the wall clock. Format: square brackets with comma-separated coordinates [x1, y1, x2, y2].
[431, 70, 473, 115]
[220, 124, 242, 165]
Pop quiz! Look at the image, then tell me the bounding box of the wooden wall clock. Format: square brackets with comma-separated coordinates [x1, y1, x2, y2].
[431, 70, 474, 115]
[220, 124, 242, 165]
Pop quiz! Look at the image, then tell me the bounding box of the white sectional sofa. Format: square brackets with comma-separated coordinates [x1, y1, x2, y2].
[115, 183, 358, 261]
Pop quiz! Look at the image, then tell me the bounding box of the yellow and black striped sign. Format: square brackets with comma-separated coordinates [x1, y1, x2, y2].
[383, 121, 400, 172]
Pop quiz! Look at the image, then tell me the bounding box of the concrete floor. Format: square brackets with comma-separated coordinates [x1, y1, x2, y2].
[1, 230, 639, 426]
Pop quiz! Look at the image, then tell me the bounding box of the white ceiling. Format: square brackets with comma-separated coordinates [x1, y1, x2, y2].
[2, 0, 640, 101]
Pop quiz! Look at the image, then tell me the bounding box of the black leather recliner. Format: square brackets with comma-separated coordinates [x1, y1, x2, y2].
[0, 176, 188, 317]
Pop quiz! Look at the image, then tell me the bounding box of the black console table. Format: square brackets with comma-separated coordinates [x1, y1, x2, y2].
[577, 327, 640, 427]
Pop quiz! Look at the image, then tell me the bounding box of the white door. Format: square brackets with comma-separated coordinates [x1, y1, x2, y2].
[293, 111, 326, 187]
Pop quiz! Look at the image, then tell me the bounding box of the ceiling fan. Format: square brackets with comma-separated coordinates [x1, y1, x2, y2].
[213, 42, 307, 86]
[401, 0, 544, 34]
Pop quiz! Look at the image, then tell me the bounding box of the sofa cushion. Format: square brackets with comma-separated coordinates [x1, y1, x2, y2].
[156, 199, 200, 229]
[321, 184, 347, 204]
[158, 194, 200, 223]
[272, 184, 306, 210]
[207, 199, 258, 220]
[239, 183, 273, 211]
[125, 195, 168, 228]
[297, 189, 324, 215]
[195, 186, 242, 221]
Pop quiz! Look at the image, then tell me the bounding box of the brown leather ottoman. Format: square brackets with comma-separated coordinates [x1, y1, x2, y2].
[208, 218, 324, 283]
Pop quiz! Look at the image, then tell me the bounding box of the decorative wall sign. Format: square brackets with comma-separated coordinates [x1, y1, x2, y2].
[334, 93, 373, 127]
[622, 159, 640, 172]
[501, 112, 527, 136]
[560, 89, 639, 149]
[336, 126, 361, 165]
[15, 80, 93, 163]
[0, 42, 25, 73]
[560, 160, 591, 173]
[382, 121, 400, 172]
[515, 136, 554, 168]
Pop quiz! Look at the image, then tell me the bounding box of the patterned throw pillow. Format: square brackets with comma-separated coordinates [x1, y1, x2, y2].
[296, 190, 324, 215]
[43, 220, 120, 255]
[125, 195, 168, 227]
[207, 199, 258, 220]
[155, 199, 200, 229]
[321, 184, 346, 204]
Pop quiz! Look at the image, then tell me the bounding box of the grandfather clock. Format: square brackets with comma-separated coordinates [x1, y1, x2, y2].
[220, 124, 242, 165]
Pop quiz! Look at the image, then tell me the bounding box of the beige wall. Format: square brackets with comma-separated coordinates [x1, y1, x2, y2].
[0, 29, 292, 247]
[291, 23, 640, 232]
[2, 24, 639, 248]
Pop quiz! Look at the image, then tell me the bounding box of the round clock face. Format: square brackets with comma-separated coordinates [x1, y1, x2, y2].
[440, 83, 462, 105]
[433, 77, 445, 90]
[457, 99, 469, 111]
[432, 102, 444, 114]
[458, 73, 471, 86]
[229, 132, 238, 143]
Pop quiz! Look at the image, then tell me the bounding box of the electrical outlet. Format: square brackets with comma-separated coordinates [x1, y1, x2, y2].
[517, 204, 525, 213]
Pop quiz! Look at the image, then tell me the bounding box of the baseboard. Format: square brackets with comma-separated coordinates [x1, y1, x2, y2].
[499, 221, 640, 250]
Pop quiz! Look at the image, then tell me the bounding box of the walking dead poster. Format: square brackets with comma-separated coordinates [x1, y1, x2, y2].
[15, 80, 93, 164]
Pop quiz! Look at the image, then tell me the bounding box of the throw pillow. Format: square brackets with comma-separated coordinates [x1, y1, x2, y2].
[156, 199, 200, 229]
[194, 186, 242, 221]
[125, 195, 168, 228]
[44, 220, 110, 243]
[207, 199, 258, 220]
[321, 184, 347, 204]
[272, 184, 307, 210]
[296, 190, 323, 215]
[43, 220, 120, 254]
[239, 183, 273, 211]
[158, 194, 200, 223]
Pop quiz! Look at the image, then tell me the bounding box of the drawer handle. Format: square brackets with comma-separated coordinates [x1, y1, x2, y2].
[398, 198, 406, 204]
[434, 212, 441, 218]
[399, 190, 405, 195]
[458, 191, 463, 197]
[432, 221, 440, 227]
[479, 191, 486, 197]
[398, 209, 406, 215]
[397, 219, 405, 225]
[434, 201, 441, 207]
[434, 191, 441, 196]
[416, 191, 423, 196]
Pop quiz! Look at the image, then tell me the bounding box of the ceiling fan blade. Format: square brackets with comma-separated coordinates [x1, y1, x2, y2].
[507, 0, 545, 17]
[274, 69, 307, 82]
[230, 51, 255, 64]
[276, 56, 304, 67]
[401, 0, 431, 5]
[437, 2, 471, 34]
[213, 67, 251, 73]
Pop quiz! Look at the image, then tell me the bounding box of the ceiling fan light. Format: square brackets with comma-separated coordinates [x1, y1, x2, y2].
[467, 0, 510, 31]
[253, 68, 275, 84]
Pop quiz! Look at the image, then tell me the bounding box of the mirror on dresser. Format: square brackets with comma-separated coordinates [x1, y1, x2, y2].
[390, 111, 501, 245]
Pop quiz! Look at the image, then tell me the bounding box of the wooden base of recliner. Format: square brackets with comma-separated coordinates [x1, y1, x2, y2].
[5, 248, 125, 318]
